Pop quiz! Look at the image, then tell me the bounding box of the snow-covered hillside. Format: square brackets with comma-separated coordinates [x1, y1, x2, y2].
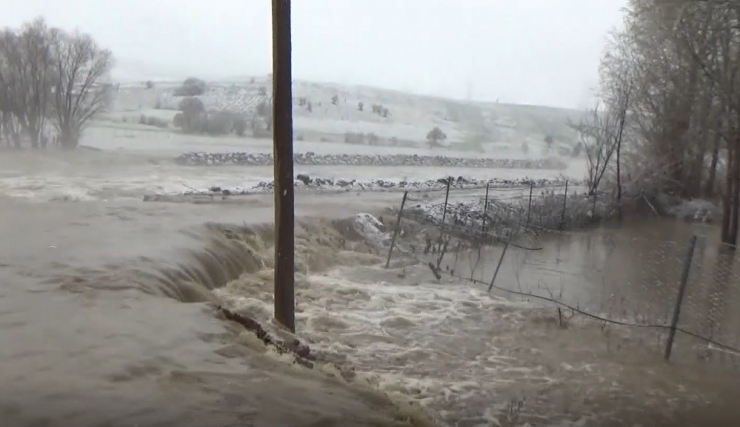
[108, 76, 584, 156]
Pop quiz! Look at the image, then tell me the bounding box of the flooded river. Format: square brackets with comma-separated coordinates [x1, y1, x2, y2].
[2, 146, 740, 426]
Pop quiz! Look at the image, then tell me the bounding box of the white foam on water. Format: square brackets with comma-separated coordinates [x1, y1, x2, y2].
[209, 212, 734, 426]
[0, 176, 100, 202]
[214, 259, 575, 426]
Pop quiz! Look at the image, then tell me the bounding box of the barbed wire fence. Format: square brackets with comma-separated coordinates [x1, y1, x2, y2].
[384, 177, 740, 367]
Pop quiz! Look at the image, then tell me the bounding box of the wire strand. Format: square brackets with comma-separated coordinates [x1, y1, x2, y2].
[399, 250, 740, 355]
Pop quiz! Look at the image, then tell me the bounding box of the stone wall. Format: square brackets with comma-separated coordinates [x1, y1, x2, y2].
[175, 151, 568, 170]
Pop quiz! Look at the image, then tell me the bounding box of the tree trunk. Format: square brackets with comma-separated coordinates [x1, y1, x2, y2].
[615, 93, 628, 216]
[7, 119, 21, 149]
[59, 127, 78, 149]
[18, 122, 38, 149]
[616, 136, 622, 216]
[3, 113, 15, 148]
[705, 125, 722, 198]
[730, 134, 740, 247]
[681, 60, 700, 195]
[721, 138, 734, 244]
[29, 131, 39, 149]
[686, 128, 707, 198]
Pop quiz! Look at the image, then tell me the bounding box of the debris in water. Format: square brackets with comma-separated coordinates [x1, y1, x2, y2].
[217, 305, 315, 368]
[218, 305, 362, 383]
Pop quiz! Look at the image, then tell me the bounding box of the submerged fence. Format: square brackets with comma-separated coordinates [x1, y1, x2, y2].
[384, 178, 740, 367]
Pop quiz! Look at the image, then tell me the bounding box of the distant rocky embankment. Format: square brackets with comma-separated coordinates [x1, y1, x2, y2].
[143, 175, 571, 202]
[175, 151, 568, 169]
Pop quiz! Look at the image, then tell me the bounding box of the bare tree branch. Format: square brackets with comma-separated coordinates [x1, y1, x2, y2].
[0, 17, 114, 150]
[51, 30, 113, 148]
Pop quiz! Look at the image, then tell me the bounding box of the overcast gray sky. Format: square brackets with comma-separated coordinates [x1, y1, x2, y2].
[0, 0, 626, 108]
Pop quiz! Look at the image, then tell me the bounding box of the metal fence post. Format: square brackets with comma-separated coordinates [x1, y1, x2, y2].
[488, 224, 518, 292]
[441, 176, 451, 226]
[482, 182, 490, 233]
[526, 181, 533, 227]
[559, 180, 569, 229]
[385, 191, 408, 269]
[435, 176, 452, 255]
[664, 234, 698, 361]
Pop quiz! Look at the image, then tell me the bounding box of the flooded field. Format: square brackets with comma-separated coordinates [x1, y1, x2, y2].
[2, 141, 740, 427]
[0, 194, 429, 427]
[429, 216, 740, 363]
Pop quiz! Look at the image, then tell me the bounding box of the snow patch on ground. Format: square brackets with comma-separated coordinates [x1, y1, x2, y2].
[109, 76, 584, 157]
[664, 197, 719, 223]
[353, 213, 392, 252]
[151, 176, 571, 200]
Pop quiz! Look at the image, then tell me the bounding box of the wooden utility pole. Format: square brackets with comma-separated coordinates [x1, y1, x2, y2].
[272, 0, 295, 332]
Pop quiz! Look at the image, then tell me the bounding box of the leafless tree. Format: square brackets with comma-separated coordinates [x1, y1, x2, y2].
[570, 103, 624, 195]
[50, 30, 113, 148]
[0, 30, 25, 148]
[0, 19, 57, 148]
[20, 19, 57, 148]
[598, 0, 740, 244]
[599, 41, 634, 206]
[0, 17, 114, 150]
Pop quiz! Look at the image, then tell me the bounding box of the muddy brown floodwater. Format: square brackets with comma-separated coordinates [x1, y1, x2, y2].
[0, 193, 442, 427]
[444, 216, 740, 363]
[2, 148, 740, 427]
[413, 216, 740, 424]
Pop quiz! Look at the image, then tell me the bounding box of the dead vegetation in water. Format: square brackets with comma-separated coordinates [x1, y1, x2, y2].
[217, 305, 316, 367]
